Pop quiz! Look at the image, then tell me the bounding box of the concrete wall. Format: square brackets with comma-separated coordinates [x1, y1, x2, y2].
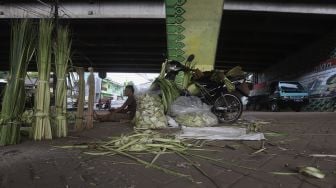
[255, 32, 336, 112]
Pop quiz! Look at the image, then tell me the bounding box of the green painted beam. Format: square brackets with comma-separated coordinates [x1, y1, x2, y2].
[165, 0, 224, 71]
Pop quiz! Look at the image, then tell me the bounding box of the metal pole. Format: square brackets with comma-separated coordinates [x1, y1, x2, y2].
[52, 0, 59, 107]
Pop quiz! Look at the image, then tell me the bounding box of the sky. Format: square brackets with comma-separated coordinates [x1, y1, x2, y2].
[106, 73, 159, 86]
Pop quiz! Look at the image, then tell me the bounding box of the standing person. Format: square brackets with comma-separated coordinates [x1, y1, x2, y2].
[94, 85, 136, 122]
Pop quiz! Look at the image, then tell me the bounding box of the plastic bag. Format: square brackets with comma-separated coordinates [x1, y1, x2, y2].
[170, 96, 210, 116]
[134, 82, 162, 96]
[175, 111, 218, 127]
[167, 116, 179, 128]
[134, 82, 152, 95]
[171, 96, 218, 127]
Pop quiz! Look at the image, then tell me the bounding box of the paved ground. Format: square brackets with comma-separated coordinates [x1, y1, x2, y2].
[0, 112, 335, 188]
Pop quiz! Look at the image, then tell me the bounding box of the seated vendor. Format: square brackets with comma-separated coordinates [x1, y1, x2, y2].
[94, 85, 136, 122]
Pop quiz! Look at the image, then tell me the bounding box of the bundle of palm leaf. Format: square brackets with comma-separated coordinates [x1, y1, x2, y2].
[54, 26, 71, 138]
[152, 62, 180, 113]
[174, 58, 196, 90]
[75, 67, 85, 131]
[33, 19, 53, 140]
[0, 19, 35, 146]
[86, 67, 95, 129]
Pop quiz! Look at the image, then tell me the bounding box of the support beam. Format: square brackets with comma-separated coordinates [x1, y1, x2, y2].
[0, 2, 165, 18]
[225, 2, 336, 15]
[2, 1, 336, 19]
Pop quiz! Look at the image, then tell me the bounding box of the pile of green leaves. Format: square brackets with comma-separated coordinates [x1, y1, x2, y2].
[57, 130, 195, 181]
[57, 130, 256, 187]
[90, 130, 190, 153]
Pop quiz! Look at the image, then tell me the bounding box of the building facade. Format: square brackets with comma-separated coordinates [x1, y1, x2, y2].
[100, 78, 124, 99]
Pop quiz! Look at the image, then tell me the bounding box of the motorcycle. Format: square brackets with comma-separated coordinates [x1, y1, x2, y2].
[165, 54, 249, 123]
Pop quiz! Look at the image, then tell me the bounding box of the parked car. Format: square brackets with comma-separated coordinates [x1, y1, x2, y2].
[247, 81, 309, 112]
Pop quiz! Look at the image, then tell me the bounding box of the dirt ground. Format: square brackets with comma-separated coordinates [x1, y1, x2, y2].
[0, 112, 335, 188]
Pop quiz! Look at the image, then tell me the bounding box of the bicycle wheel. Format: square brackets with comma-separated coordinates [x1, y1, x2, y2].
[270, 102, 279, 112]
[213, 93, 243, 123]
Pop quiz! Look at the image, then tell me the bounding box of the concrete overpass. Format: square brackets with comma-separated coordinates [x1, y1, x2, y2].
[1, 0, 336, 72]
